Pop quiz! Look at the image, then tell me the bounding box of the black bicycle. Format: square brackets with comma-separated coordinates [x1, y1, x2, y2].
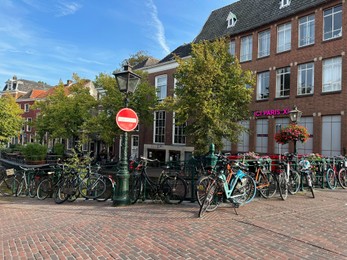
[129, 157, 187, 204]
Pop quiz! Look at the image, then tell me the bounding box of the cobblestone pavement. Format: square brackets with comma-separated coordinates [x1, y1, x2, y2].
[1, 188, 347, 260]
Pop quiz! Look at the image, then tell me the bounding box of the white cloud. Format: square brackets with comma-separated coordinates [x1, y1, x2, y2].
[146, 0, 170, 55]
[56, 1, 82, 17]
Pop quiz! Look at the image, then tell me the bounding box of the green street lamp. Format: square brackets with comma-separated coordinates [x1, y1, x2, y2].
[112, 64, 141, 206]
[289, 105, 302, 154]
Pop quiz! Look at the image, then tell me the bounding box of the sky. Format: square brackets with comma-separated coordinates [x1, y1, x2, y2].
[0, 0, 237, 86]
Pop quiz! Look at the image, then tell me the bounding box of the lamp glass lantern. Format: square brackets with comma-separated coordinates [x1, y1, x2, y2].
[289, 105, 302, 124]
[113, 64, 141, 95]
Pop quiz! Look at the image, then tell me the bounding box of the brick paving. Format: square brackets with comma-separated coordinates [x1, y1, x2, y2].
[0, 188, 347, 259]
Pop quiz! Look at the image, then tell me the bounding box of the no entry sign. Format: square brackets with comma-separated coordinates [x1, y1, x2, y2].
[116, 108, 139, 132]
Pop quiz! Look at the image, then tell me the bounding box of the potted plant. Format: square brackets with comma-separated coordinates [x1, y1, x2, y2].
[274, 124, 309, 145]
[21, 143, 47, 165]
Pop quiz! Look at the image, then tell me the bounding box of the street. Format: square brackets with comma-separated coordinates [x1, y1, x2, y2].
[1, 188, 347, 259]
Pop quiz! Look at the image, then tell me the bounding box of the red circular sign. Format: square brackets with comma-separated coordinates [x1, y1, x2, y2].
[116, 108, 139, 131]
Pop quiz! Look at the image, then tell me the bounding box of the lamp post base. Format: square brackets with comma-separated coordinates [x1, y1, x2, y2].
[112, 171, 130, 206]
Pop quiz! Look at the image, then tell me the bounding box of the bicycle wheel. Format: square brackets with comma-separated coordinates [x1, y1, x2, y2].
[326, 168, 337, 190]
[278, 172, 288, 200]
[338, 168, 347, 189]
[288, 170, 300, 195]
[28, 177, 37, 198]
[232, 175, 256, 205]
[0, 177, 20, 196]
[306, 173, 315, 198]
[258, 172, 277, 199]
[161, 176, 187, 204]
[16, 178, 26, 196]
[37, 178, 53, 200]
[79, 176, 106, 199]
[198, 182, 217, 218]
[195, 175, 214, 206]
[96, 176, 113, 202]
[129, 174, 142, 204]
[54, 178, 70, 204]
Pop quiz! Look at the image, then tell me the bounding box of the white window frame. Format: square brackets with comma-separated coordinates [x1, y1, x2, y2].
[237, 120, 250, 153]
[323, 5, 342, 41]
[297, 63, 314, 95]
[274, 118, 289, 154]
[257, 71, 270, 100]
[258, 30, 270, 58]
[154, 111, 166, 144]
[276, 67, 290, 98]
[229, 40, 236, 56]
[24, 104, 29, 112]
[26, 118, 32, 132]
[172, 113, 186, 145]
[240, 35, 252, 62]
[227, 12, 237, 28]
[322, 115, 341, 156]
[297, 117, 313, 155]
[280, 0, 291, 9]
[155, 75, 167, 101]
[322, 57, 342, 92]
[255, 119, 268, 153]
[277, 23, 291, 53]
[299, 14, 315, 47]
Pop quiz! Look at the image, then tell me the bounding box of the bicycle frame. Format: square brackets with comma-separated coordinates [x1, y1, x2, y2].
[219, 168, 247, 200]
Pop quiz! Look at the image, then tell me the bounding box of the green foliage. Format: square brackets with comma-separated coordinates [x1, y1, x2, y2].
[21, 143, 47, 161]
[53, 143, 65, 156]
[0, 94, 23, 143]
[163, 39, 255, 154]
[64, 142, 92, 174]
[33, 74, 97, 141]
[122, 50, 150, 67]
[84, 71, 157, 145]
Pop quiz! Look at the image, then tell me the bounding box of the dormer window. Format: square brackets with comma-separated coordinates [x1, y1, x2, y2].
[227, 12, 237, 28]
[280, 0, 291, 9]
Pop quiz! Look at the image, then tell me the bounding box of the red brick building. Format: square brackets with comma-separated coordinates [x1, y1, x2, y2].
[138, 0, 346, 160]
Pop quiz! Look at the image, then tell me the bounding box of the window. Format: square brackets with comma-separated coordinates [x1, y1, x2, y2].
[24, 104, 29, 112]
[237, 120, 250, 153]
[258, 30, 270, 58]
[274, 118, 289, 154]
[322, 57, 342, 92]
[240, 35, 252, 62]
[297, 117, 313, 155]
[173, 113, 186, 144]
[155, 75, 167, 101]
[299, 14, 315, 47]
[322, 115, 341, 156]
[26, 118, 32, 132]
[255, 119, 268, 153]
[298, 63, 314, 95]
[280, 0, 291, 9]
[154, 111, 165, 143]
[229, 40, 236, 56]
[276, 67, 290, 97]
[277, 23, 291, 53]
[323, 5, 342, 41]
[257, 72, 270, 100]
[227, 12, 237, 28]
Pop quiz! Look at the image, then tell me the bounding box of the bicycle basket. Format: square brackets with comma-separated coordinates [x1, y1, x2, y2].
[5, 168, 15, 176]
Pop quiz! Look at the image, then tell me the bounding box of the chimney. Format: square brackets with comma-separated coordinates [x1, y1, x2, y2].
[66, 80, 73, 86]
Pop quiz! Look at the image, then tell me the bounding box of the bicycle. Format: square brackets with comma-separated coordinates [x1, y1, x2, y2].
[326, 156, 347, 189]
[298, 157, 315, 198]
[248, 158, 277, 199]
[16, 166, 47, 198]
[0, 168, 20, 196]
[198, 160, 256, 218]
[37, 163, 65, 200]
[129, 157, 187, 204]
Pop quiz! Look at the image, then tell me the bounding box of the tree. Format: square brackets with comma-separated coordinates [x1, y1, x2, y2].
[0, 94, 23, 144]
[162, 39, 255, 154]
[122, 50, 150, 67]
[34, 74, 97, 142]
[85, 70, 157, 145]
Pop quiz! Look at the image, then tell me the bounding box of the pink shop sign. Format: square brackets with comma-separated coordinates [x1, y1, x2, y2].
[254, 108, 290, 117]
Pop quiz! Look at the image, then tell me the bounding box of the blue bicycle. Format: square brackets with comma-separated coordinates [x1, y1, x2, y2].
[198, 157, 256, 218]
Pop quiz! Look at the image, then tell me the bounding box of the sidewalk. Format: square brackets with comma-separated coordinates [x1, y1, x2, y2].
[1, 188, 347, 259]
